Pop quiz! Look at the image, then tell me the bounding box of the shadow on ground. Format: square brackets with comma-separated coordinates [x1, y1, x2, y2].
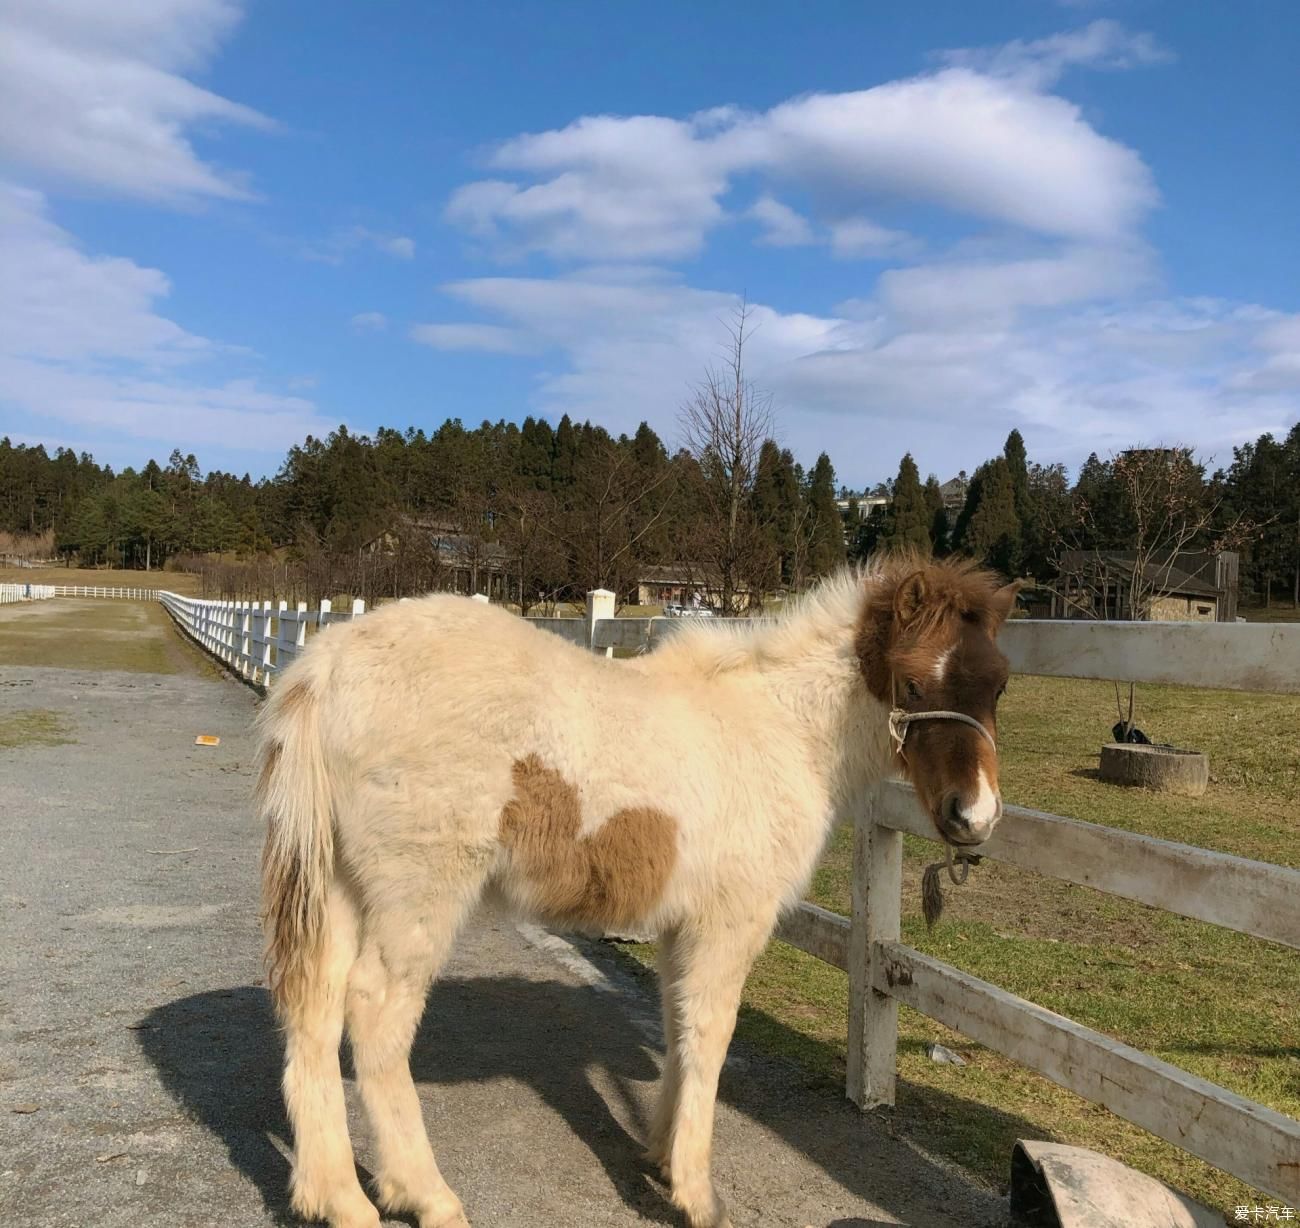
[140, 972, 1023, 1227]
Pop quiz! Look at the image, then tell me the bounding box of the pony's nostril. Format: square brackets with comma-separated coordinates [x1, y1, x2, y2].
[940, 791, 965, 829]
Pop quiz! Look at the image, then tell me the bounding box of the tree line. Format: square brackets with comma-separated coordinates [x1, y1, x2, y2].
[3, 411, 1295, 610]
[0, 417, 846, 611]
[857, 422, 1299, 607]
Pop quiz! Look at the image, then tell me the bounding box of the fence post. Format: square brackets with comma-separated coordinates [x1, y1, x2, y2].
[260, 600, 272, 683]
[585, 588, 615, 657]
[239, 602, 252, 678]
[295, 601, 308, 651]
[845, 787, 901, 1109]
[351, 598, 365, 618]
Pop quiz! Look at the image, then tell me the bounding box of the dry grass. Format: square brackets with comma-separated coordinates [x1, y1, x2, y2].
[0, 599, 210, 674]
[616, 674, 1300, 1214]
[0, 565, 201, 595]
[0, 709, 73, 749]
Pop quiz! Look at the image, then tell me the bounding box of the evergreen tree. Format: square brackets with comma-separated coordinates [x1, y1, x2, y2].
[881, 454, 931, 554]
[923, 475, 948, 555]
[804, 452, 845, 577]
[964, 458, 1022, 574]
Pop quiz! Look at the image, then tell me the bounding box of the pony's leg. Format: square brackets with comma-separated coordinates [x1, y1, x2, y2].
[665, 917, 773, 1228]
[346, 889, 478, 1228]
[646, 925, 684, 1177]
[283, 882, 379, 1228]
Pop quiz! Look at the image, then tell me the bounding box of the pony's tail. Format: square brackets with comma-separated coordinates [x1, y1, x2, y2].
[257, 672, 334, 1022]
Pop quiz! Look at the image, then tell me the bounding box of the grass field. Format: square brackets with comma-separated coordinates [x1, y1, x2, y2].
[0, 565, 201, 594]
[0, 598, 211, 674]
[616, 673, 1300, 1214]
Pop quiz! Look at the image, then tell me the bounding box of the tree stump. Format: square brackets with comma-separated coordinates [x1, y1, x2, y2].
[1099, 743, 1209, 797]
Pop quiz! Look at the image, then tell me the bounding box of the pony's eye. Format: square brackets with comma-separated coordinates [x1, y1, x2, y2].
[905, 680, 923, 702]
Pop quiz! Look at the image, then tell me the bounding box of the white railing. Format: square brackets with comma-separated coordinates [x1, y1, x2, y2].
[50, 585, 161, 599]
[0, 583, 57, 604]
[154, 584, 1300, 1202]
[158, 592, 367, 688]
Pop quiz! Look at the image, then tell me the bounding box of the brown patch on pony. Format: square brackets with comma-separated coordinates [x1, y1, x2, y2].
[277, 678, 313, 718]
[255, 738, 282, 803]
[499, 755, 678, 930]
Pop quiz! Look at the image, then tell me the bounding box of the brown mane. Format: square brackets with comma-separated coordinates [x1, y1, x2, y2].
[854, 552, 1016, 702]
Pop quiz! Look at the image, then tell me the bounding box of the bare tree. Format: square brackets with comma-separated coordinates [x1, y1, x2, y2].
[1051, 447, 1256, 622]
[677, 301, 777, 615]
[549, 436, 678, 600]
[1047, 446, 1260, 737]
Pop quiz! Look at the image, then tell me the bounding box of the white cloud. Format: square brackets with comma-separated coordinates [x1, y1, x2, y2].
[446, 114, 729, 261]
[303, 227, 416, 264]
[350, 312, 388, 333]
[938, 20, 1173, 88]
[0, 183, 331, 458]
[0, 0, 269, 203]
[419, 267, 1296, 482]
[749, 196, 815, 247]
[878, 244, 1154, 324]
[409, 322, 539, 355]
[829, 217, 917, 259]
[446, 55, 1157, 261]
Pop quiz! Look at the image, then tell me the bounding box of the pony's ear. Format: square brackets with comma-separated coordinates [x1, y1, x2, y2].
[989, 579, 1024, 627]
[893, 571, 928, 628]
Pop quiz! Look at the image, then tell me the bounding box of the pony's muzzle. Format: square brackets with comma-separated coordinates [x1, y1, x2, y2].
[938, 786, 1002, 847]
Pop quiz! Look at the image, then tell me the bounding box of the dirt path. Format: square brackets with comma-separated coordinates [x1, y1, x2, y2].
[0, 602, 1009, 1228]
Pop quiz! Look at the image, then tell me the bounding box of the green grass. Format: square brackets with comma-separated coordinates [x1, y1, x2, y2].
[0, 708, 73, 749]
[0, 598, 209, 674]
[615, 674, 1300, 1213]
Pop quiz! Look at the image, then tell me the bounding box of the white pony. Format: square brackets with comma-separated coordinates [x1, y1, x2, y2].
[257, 555, 1017, 1228]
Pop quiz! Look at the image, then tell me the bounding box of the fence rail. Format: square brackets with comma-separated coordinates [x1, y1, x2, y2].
[159, 592, 366, 688]
[50, 585, 161, 600]
[0, 583, 56, 604]
[152, 586, 1300, 1203]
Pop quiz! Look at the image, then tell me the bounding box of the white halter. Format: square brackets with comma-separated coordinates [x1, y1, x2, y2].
[888, 677, 997, 762]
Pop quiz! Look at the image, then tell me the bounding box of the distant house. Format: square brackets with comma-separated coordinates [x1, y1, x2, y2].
[361, 515, 521, 601]
[1051, 550, 1240, 622]
[938, 475, 969, 513]
[635, 565, 751, 610]
[835, 491, 890, 520]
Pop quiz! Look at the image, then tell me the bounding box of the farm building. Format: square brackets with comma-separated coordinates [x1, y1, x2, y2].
[1050, 549, 1240, 622]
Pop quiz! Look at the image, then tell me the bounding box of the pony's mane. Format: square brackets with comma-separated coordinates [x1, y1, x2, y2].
[649, 553, 1009, 680]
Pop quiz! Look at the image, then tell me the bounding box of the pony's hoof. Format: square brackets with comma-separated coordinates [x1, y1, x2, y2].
[422, 1212, 471, 1228]
[672, 1178, 731, 1228]
[291, 1178, 381, 1228]
[643, 1143, 671, 1182]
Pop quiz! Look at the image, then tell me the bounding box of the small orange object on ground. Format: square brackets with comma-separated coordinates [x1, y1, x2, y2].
[194, 735, 220, 747]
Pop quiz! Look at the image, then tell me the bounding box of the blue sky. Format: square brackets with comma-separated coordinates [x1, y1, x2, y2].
[2, 1, 1298, 487]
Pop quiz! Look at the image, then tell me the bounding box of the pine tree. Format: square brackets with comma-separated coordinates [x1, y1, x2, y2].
[804, 452, 845, 577]
[923, 474, 948, 555]
[964, 458, 1022, 574]
[881, 454, 931, 554]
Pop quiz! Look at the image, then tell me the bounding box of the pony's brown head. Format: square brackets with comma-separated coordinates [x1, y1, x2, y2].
[856, 557, 1019, 847]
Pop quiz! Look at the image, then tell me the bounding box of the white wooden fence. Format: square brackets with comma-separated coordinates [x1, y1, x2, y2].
[49, 585, 161, 599]
[0, 583, 57, 604]
[158, 592, 366, 687]
[154, 586, 1300, 1203]
[774, 618, 1300, 1208]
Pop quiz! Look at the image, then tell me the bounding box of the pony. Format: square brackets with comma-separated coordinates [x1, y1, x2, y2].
[256, 555, 1018, 1228]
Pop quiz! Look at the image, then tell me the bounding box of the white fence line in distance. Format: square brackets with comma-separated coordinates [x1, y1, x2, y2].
[0, 583, 57, 605]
